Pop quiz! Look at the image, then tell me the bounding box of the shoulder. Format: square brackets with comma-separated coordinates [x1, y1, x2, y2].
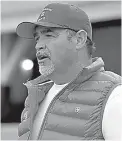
[103, 71, 122, 82]
[90, 69, 121, 83]
[102, 85, 122, 140]
[24, 75, 51, 86]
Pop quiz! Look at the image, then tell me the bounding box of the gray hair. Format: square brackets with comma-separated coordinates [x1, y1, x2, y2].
[66, 29, 96, 57]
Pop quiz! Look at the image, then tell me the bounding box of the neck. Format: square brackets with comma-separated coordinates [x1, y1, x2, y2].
[48, 58, 92, 85]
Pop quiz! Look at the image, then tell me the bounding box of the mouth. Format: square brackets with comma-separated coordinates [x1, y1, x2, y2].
[38, 55, 49, 60]
[37, 53, 50, 64]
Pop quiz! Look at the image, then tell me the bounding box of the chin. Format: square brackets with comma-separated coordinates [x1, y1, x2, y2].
[39, 64, 55, 76]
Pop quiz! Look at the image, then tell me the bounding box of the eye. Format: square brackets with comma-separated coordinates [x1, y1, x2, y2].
[45, 34, 53, 37]
[35, 36, 39, 42]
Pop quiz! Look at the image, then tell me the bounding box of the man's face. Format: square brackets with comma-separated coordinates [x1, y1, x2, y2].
[34, 26, 78, 77]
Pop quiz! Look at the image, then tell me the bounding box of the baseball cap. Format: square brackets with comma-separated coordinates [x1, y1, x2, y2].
[16, 3, 92, 40]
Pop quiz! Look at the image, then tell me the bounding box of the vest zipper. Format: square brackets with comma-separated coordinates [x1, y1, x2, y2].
[37, 80, 78, 139]
[36, 68, 94, 139]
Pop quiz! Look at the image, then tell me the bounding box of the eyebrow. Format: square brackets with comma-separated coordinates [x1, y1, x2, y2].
[33, 28, 55, 38]
[41, 28, 54, 33]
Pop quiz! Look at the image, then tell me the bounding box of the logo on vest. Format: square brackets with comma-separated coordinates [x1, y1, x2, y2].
[75, 107, 80, 114]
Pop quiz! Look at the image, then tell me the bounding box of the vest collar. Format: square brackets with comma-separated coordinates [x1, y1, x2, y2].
[24, 57, 104, 87]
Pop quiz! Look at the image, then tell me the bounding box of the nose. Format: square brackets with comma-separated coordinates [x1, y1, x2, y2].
[35, 44, 46, 51]
[36, 51, 41, 58]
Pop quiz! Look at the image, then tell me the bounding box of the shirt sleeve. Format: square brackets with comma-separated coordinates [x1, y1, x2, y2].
[102, 85, 122, 140]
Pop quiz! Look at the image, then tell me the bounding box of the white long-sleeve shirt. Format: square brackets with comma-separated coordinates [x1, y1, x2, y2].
[31, 84, 122, 140]
[102, 85, 122, 140]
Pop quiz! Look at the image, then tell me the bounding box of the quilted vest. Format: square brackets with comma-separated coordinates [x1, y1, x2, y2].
[18, 57, 121, 140]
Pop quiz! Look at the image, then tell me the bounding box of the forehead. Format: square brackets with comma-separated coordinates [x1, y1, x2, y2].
[35, 26, 48, 32]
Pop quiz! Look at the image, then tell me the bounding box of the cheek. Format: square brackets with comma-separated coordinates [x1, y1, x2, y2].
[49, 38, 77, 66]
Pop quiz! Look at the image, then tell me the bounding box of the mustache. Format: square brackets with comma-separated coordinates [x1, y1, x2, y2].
[36, 50, 50, 60]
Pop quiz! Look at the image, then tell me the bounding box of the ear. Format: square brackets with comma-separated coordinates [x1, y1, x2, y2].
[75, 30, 87, 50]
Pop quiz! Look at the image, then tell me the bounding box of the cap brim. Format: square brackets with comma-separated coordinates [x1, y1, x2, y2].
[16, 21, 63, 39]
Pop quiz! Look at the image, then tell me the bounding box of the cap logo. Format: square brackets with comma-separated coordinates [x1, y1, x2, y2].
[70, 5, 80, 12]
[38, 8, 53, 21]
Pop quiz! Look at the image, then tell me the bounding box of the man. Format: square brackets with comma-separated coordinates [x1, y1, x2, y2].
[16, 3, 122, 140]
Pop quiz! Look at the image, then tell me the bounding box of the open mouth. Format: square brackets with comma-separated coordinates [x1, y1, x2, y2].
[37, 54, 50, 61]
[40, 55, 48, 60]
